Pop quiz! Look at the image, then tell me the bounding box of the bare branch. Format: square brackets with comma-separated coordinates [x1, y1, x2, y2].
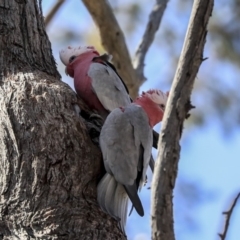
[219, 193, 240, 240]
[133, 0, 169, 82]
[45, 0, 66, 27]
[151, 0, 214, 239]
[82, 0, 139, 98]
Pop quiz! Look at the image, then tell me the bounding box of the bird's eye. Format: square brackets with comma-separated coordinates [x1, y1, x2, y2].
[160, 104, 165, 110]
[69, 55, 76, 63]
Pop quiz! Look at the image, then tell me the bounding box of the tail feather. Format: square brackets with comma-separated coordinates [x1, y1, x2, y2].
[121, 194, 128, 232]
[97, 173, 129, 232]
[114, 183, 128, 232]
[97, 173, 112, 213]
[128, 204, 134, 216]
[124, 184, 144, 217]
[149, 155, 155, 173]
[104, 175, 118, 217]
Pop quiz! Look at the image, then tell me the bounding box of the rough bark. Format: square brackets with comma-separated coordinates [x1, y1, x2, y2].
[0, 1, 125, 239]
[151, 0, 214, 239]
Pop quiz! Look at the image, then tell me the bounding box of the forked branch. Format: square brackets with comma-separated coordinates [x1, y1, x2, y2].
[219, 192, 240, 240]
[151, 0, 214, 239]
[133, 0, 169, 83]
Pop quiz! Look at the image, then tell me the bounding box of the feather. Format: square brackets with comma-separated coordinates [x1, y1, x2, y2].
[104, 175, 118, 218]
[88, 63, 131, 112]
[97, 173, 129, 232]
[97, 173, 112, 213]
[114, 183, 128, 232]
[149, 155, 155, 172]
[124, 184, 144, 217]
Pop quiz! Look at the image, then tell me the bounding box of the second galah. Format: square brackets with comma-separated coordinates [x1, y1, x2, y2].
[97, 89, 168, 232]
[59, 46, 131, 120]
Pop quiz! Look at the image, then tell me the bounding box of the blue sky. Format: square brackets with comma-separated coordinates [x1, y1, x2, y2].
[42, 1, 240, 239]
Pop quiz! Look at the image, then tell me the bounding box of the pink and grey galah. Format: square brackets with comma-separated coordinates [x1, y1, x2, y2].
[97, 89, 168, 232]
[59, 46, 131, 120]
[59, 45, 161, 171]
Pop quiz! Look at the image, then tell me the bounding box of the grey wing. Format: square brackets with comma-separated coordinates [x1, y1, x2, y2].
[129, 107, 153, 188]
[100, 106, 152, 186]
[100, 108, 139, 183]
[88, 62, 131, 111]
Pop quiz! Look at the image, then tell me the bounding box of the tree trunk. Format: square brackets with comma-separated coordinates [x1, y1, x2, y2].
[0, 1, 125, 239]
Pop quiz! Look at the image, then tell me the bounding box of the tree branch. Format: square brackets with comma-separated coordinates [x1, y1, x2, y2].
[133, 0, 169, 82]
[151, 0, 214, 239]
[219, 192, 240, 240]
[82, 0, 139, 98]
[44, 0, 66, 27]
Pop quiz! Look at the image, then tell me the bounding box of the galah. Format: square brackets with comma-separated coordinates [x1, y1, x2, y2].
[97, 89, 168, 232]
[59, 46, 131, 120]
[59, 46, 160, 170]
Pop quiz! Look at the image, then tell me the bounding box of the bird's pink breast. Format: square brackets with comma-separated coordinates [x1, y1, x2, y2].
[71, 52, 106, 113]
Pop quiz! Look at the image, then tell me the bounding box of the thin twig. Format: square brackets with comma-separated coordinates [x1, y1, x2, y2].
[133, 0, 169, 83]
[82, 0, 139, 98]
[219, 192, 240, 240]
[151, 0, 214, 239]
[45, 0, 66, 27]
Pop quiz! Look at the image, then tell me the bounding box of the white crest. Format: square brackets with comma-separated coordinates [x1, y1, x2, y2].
[144, 89, 168, 106]
[59, 46, 96, 66]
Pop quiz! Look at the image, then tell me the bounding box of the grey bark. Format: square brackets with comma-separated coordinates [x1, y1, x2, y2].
[0, 1, 125, 239]
[151, 0, 214, 239]
[133, 0, 169, 82]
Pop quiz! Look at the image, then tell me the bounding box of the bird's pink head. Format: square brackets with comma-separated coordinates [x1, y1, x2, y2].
[134, 89, 168, 127]
[59, 46, 100, 77]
